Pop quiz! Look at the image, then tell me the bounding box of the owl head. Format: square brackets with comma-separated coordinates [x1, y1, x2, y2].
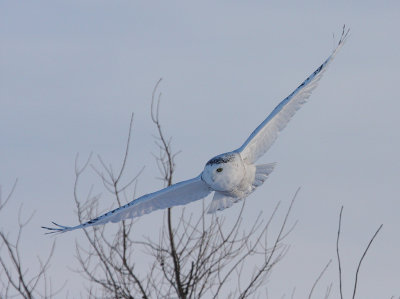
[201, 152, 245, 192]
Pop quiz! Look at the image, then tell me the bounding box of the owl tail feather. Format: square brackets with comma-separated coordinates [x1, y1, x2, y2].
[252, 162, 276, 188]
[207, 192, 238, 214]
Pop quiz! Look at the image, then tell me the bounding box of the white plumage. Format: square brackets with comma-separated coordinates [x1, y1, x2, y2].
[43, 29, 348, 234]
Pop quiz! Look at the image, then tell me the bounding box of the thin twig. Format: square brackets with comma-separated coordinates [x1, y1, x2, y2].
[336, 206, 344, 299]
[352, 224, 383, 299]
[308, 259, 332, 299]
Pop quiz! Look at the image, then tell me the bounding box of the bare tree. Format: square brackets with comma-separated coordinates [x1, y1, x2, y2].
[0, 180, 62, 298]
[71, 80, 297, 298]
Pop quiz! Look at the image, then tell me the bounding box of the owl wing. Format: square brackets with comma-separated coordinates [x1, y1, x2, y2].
[42, 175, 211, 234]
[237, 29, 348, 164]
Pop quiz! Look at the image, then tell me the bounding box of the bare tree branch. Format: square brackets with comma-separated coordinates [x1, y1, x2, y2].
[336, 206, 384, 299]
[308, 259, 332, 299]
[352, 224, 383, 299]
[336, 206, 344, 299]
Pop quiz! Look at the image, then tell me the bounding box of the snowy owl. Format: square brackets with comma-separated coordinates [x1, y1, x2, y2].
[43, 29, 348, 234]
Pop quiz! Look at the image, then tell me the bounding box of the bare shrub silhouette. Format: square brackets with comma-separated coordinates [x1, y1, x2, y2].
[71, 80, 297, 298]
[0, 180, 63, 298]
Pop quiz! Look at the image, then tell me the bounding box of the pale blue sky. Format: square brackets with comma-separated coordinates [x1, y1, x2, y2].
[1, 1, 399, 298]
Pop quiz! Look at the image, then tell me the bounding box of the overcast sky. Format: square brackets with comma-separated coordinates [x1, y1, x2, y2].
[1, 1, 400, 298]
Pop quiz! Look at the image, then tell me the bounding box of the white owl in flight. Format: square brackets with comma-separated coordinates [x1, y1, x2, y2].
[43, 29, 348, 234]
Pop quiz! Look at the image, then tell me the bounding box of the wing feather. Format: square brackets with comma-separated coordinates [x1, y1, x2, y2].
[237, 29, 349, 164]
[42, 175, 211, 233]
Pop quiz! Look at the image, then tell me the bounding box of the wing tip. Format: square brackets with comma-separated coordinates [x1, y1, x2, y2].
[333, 25, 350, 54]
[338, 24, 350, 46]
[41, 222, 73, 235]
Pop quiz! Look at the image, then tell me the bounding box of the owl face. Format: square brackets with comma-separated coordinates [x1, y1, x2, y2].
[201, 152, 245, 192]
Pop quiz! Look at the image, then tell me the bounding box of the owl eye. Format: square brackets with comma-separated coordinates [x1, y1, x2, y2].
[216, 167, 223, 173]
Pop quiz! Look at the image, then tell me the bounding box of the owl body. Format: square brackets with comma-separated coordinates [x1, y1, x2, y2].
[201, 152, 257, 198]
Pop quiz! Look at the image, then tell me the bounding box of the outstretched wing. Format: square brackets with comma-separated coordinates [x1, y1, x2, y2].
[42, 175, 211, 234]
[237, 28, 349, 164]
